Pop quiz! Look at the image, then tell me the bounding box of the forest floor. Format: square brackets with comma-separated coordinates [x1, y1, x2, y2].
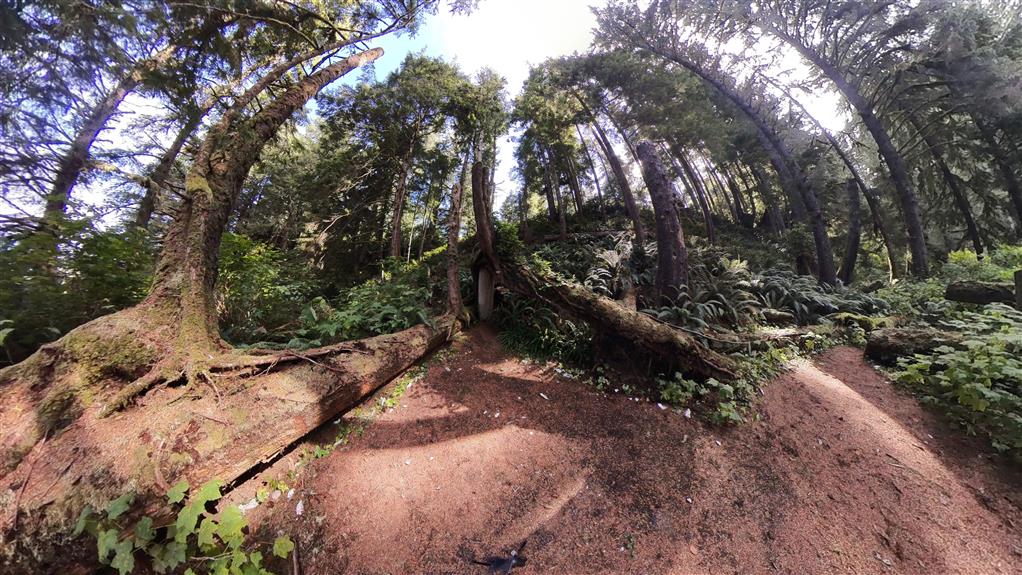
[238, 325, 1022, 574]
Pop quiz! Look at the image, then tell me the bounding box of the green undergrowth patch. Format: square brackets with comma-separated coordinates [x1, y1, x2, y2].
[894, 303, 1022, 456]
[74, 479, 294, 575]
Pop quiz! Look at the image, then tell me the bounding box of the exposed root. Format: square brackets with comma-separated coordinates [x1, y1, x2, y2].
[98, 367, 184, 418]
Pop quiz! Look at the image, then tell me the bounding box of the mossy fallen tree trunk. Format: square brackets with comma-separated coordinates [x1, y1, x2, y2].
[0, 315, 457, 570]
[500, 262, 737, 381]
[864, 327, 963, 366]
[945, 280, 1015, 305]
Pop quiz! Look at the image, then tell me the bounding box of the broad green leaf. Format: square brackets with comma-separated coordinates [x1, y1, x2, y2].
[110, 539, 135, 575]
[166, 479, 190, 504]
[134, 516, 155, 545]
[72, 505, 94, 537]
[273, 534, 295, 558]
[216, 506, 247, 549]
[197, 516, 218, 548]
[193, 479, 223, 506]
[97, 528, 118, 563]
[174, 502, 202, 542]
[105, 492, 135, 520]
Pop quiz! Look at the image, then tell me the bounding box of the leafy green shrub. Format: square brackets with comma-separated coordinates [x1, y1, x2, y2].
[74, 479, 293, 574]
[217, 233, 320, 344]
[940, 247, 1022, 283]
[0, 222, 156, 364]
[749, 269, 888, 324]
[895, 304, 1022, 455]
[493, 292, 593, 365]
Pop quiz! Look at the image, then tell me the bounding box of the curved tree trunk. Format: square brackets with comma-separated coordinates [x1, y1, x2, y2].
[674, 146, 717, 244]
[591, 122, 646, 246]
[0, 47, 396, 569]
[970, 112, 1022, 239]
[839, 179, 862, 285]
[133, 109, 204, 230]
[576, 124, 606, 217]
[43, 46, 176, 227]
[637, 141, 688, 303]
[907, 114, 984, 256]
[781, 39, 928, 276]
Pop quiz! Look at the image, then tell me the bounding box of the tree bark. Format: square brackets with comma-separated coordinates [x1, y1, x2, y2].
[388, 131, 419, 258]
[945, 281, 1015, 305]
[43, 46, 176, 226]
[576, 124, 606, 218]
[591, 122, 646, 246]
[839, 179, 861, 285]
[500, 263, 736, 381]
[673, 146, 716, 244]
[0, 314, 457, 571]
[637, 141, 688, 303]
[133, 110, 204, 229]
[778, 37, 929, 276]
[447, 150, 471, 312]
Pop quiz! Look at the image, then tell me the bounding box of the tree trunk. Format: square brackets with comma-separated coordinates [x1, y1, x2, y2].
[637, 141, 688, 303]
[0, 313, 457, 571]
[388, 133, 419, 258]
[747, 161, 785, 234]
[472, 160, 500, 275]
[781, 39, 928, 276]
[566, 155, 584, 213]
[43, 47, 175, 227]
[775, 82, 899, 277]
[674, 147, 716, 244]
[0, 47, 410, 569]
[133, 110, 203, 229]
[447, 150, 471, 312]
[576, 124, 606, 218]
[500, 263, 735, 381]
[839, 179, 861, 285]
[591, 122, 646, 246]
[970, 112, 1022, 238]
[945, 281, 1015, 305]
[145, 48, 385, 357]
[908, 114, 984, 256]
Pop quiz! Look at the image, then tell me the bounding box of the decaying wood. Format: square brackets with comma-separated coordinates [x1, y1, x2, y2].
[0, 315, 458, 570]
[864, 327, 963, 365]
[500, 262, 736, 381]
[944, 281, 1015, 306]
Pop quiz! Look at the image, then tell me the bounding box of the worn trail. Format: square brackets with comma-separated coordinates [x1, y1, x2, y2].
[254, 326, 1021, 574]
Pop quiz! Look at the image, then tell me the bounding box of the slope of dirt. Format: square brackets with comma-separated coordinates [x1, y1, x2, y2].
[251, 326, 1022, 574]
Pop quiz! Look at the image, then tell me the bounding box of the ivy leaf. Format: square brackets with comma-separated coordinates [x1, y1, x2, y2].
[197, 516, 218, 549]
[97, 528, 118, 563]
[72, 505, 94, 537]
[105, 492, 135, 520]
[110, 539, 135, 575]
[154, 540, 187, 572]
[134, 516, 155, 545]
[193, 479, 223, 506]
[174, 502, 203, 543]
[273, 534, 295, 558]
[216, 506, 247, 549]
[166, 479, 190, 504]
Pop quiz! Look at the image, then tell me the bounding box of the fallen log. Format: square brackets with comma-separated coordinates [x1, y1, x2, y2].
[0, 315, 458, 571]
[864, 327, 963, 365]
[500, 262, 737, 381]
[945, 280, 1015, 305]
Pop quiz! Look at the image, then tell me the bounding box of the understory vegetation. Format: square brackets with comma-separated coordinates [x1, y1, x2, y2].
[2, 0, 1022, 571]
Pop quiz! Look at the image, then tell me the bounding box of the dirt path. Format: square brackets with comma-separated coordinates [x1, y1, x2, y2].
[251, 326, 1022, 574]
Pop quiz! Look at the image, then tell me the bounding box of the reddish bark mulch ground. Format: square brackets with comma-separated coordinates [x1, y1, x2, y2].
[249, 325, 1022, 574]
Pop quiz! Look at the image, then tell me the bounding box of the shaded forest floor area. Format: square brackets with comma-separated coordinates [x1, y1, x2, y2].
[237, 326, 1022, 574]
